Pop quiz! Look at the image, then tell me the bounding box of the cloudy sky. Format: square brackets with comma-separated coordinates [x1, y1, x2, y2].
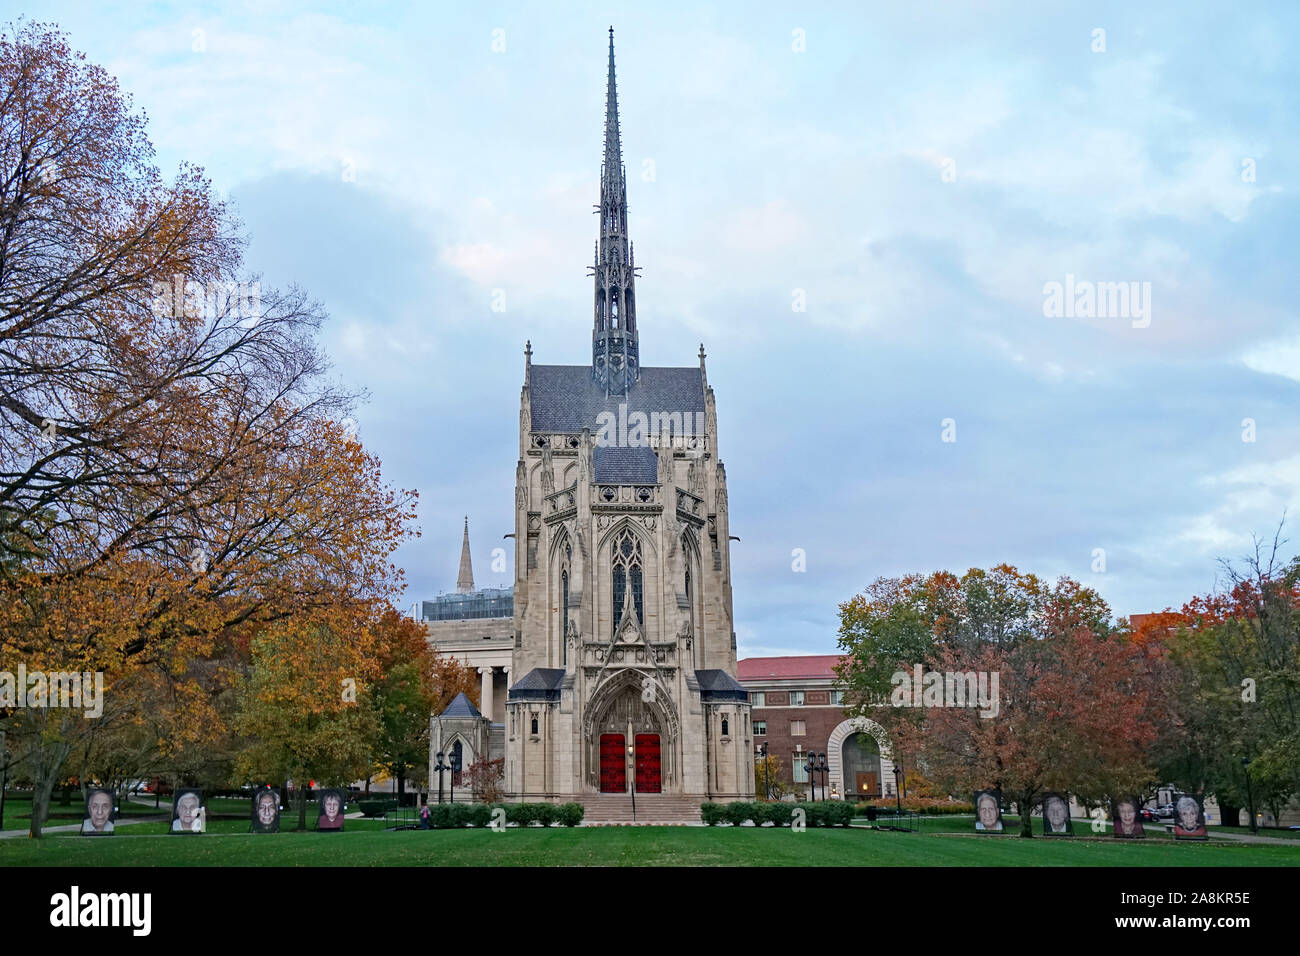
[18, 1, 1299, 654]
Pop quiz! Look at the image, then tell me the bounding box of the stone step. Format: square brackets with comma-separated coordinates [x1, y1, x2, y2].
[579, 794, 708, 823]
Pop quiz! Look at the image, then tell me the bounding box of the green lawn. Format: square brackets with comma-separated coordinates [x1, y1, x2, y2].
[3, 825, 1298, 866]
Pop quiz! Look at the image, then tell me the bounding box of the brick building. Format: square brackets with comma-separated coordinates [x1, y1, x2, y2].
[738, 655, 895, 802]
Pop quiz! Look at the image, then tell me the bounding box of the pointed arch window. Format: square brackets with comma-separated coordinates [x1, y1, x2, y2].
[561, 569, 570, 666]
[611, 528, 643, 636]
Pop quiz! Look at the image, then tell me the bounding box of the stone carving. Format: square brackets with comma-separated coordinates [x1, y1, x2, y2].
[540, 445, 555, 497]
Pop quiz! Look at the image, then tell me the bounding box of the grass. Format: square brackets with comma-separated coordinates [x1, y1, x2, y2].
[3, 824, 1298, 867]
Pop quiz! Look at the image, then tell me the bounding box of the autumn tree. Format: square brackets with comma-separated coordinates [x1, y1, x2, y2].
[366, 609, 439, 801]
[1152, 527, 1300, 825]
[233, 613, 380, 830]
[837, 565, 1159, 836]
[0, 22, 416, 835]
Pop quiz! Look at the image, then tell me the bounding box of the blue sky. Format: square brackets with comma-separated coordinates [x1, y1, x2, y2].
[14, 1, 1299, 654]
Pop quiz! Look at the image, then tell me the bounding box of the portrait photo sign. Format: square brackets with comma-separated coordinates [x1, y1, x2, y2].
[252, 786, 281, 833]
[974, 790, 1003, 832]
[1111, 796, 1146, 839]
[171, 788, 205, 833]
[81, 788, 116, 836]
[316, 788, 346, 831]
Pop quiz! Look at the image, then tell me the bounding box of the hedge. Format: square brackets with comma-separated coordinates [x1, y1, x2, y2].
[699, 800, 855, 827]
[415, 801, 583, 828]
[359, 799, 399, 818]
[857, 798, 974, 816]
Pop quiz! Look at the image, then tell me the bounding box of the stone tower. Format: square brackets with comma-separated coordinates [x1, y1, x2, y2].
[504, 30, 753, 808]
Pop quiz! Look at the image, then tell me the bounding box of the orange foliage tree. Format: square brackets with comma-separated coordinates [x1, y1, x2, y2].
[0, 22, 416, 835]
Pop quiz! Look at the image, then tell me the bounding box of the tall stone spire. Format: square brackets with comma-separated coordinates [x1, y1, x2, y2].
[590, 26, 640, 396]
[456, 516, 475, 593]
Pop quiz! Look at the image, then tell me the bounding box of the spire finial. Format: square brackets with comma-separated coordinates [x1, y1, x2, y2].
[592, 27, 639, 393]
[456, 517, 475, 593]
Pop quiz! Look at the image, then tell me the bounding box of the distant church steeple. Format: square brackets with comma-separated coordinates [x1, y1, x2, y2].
[456, 516, 475, 593]
[590, 26, 640, 396]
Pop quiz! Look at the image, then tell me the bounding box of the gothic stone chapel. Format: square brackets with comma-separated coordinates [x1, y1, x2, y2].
[503, 30, 754, 810]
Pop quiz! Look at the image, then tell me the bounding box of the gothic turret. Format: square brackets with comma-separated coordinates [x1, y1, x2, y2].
[590, 27, 640, 396]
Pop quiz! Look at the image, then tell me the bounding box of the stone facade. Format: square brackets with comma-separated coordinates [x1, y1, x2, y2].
[502, 30, 752, 804]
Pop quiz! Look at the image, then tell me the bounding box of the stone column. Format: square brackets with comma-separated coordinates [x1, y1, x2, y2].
[480, 667, 494, 722]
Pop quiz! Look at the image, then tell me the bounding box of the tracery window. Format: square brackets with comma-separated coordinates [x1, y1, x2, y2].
[611, 528, 643, 635]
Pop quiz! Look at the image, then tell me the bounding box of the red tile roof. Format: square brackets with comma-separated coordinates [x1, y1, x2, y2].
[737, 655, 844, 681]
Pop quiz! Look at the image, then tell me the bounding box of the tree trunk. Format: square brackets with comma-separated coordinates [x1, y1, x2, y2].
[297, 786, 308, 831]
[1019, 795, 1034, 838]
[1218, 802, 1241, 828]
[28, 741, 72, 839]
[397, 769, 406, 803]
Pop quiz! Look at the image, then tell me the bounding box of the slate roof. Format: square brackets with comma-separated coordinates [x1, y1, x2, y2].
[507, 667, 567, 702]
[439, 691, 482, 718]
[592, 443, 658, 483]
[529, 365, 705, 434]
[694, 669, 750, 702]
[530, 364, 705, 485]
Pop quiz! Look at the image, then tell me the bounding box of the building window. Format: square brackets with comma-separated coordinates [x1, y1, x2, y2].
[530, 715, 539, 735]
[789, 691, 805, 707]
[829, 690, 845, 705]
[721, 716, 730, 737]
[611, 529, 643, 635]
[561, 570, 569, 666]
[790, 720, 806, 737]
[792, 754, 809, 783]
[750, 691, 765, 707]
[753, 721, 767, 736]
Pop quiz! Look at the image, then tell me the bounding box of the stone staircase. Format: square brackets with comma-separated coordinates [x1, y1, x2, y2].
[579, 793, 705, 824]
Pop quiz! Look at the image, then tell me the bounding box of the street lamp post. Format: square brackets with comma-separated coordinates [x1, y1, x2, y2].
[892, 762, 903, 816]
[627, 740, 637, 822]
[815, 753, 829, 801]
[754, 742, 772, 800]
[1241, 756, 1257, 834]
[433, 751, 453, 805]
[804, 754, 816, 801]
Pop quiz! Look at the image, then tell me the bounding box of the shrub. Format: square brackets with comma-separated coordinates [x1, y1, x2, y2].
[534, 803, 558, 827]
[826, 801, 854, 827]
[557, 802, 585, 827]
[467, 757, 506, 804]
[358, 799, 398, 818]
[428, 804, 455, 829]
[764, 802, 793, 827]
[725, 801, 754, 826]
[700, 802, 724, 826]
[509, 803, 537, 827]
[465, 803, 492, 828]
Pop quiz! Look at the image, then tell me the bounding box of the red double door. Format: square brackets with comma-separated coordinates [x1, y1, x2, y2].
[599, 734, 661, 793]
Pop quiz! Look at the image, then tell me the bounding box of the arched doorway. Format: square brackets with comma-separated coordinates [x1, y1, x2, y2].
[587, 672, 673, 793]
[826, 717, 894, 799]
[841, 733, 882, 800]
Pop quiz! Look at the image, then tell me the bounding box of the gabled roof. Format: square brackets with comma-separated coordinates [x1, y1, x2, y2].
[737, 655, 845, 681]
[439, 692, 481, 718]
